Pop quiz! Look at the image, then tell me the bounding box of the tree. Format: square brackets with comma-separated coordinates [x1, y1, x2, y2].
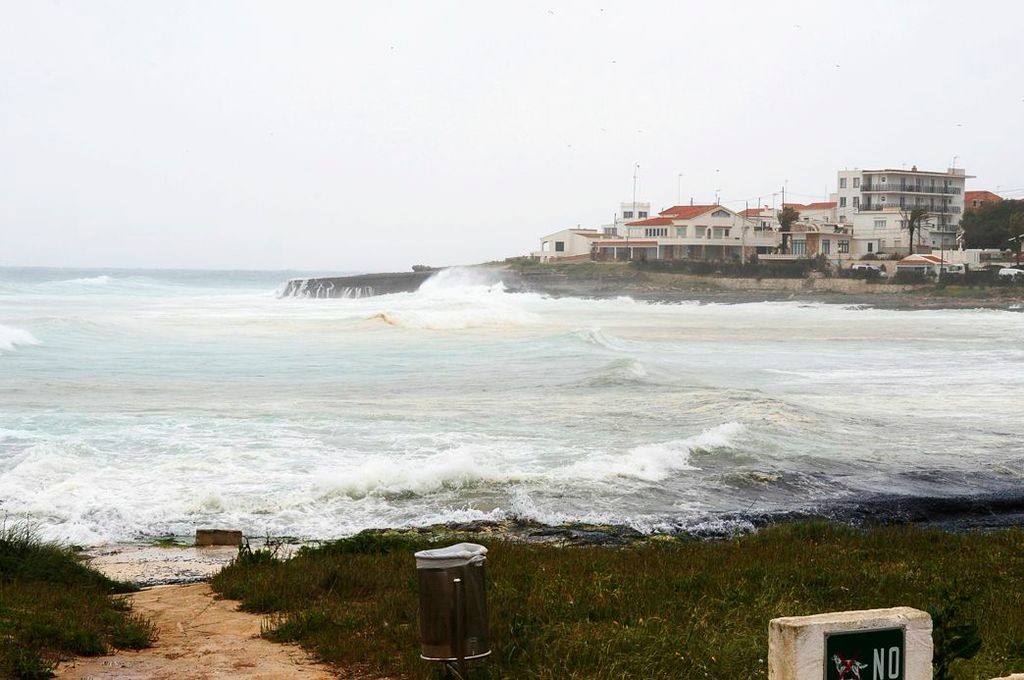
[961, 199, 1024, 249]
[901, 207, 930, 255]
[777, 206, 800, 254]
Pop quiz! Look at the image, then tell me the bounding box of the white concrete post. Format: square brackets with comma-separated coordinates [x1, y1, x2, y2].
[769, 607, 932, 680]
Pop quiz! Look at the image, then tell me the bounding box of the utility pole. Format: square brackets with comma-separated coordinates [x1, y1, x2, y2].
[626, 162, 638, 259]
[677, 173, 683, 204]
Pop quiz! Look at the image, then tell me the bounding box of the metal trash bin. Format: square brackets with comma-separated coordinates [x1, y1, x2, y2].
[415, 542, 490, 668]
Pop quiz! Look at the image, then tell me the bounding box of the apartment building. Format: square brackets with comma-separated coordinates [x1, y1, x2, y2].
[835, 166, 970, 255]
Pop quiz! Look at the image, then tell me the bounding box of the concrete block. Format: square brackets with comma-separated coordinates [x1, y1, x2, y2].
[769, 607, 932, 680]
[195, 529, 243, 547]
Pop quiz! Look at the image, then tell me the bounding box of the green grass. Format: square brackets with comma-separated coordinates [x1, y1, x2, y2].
[210, 524, 1024, 679]
[0, 524, 155, 679]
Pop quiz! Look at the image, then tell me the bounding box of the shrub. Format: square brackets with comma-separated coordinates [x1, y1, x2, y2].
[0, 524, 154, 678]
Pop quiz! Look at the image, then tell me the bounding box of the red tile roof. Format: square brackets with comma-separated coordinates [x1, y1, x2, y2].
[965, 190, 1002, 204]
[624, 217, 675, 226]
[658, 204, 723, 219]
[802, 201, 837, 210]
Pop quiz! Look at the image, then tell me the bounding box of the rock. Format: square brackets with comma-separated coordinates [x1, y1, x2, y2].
[195, 529, 243, 547]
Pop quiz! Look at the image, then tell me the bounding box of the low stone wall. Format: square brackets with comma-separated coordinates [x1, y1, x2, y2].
[712, 277, 924, 295]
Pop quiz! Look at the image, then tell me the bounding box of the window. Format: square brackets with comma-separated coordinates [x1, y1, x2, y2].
[838, 240, 850, 253]
[853, 177, 860, 188]
[840, 178, 847, 188]
[695, 226, 707, 238]
[822, 239, 831, 255]
[839, 197, 847, 207]
[675, 226, 687, 238]
[839, 216, 846, 223]
[554, 241, 565, 252]
[712, 227, 727, 239]
[879, 195, 886, 202]
[644, 228, 667, 237]
[853, 196, 860, 208]
[874, 219, 886, 229]
[793, 240, 807, 255]
[867, 242, 874, 253]
[623, 211, 634, 219]
[893, 238, 901, 248]
[712, 209, 730, 218]
[638, 211, 648, 218]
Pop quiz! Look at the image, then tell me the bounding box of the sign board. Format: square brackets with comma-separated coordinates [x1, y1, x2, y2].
[825, 627, 905, 680]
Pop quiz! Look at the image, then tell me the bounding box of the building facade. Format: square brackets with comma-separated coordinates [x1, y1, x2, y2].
[592, 204, 779, 262]
[533, 228, 602, 262]
[836, 166, 969, 254]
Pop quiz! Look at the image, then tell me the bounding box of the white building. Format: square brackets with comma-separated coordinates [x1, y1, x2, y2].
[592, 204, 778, 261]
[835, 166, 970, 255]
[532, 228, 603, 262]
[599, 201, 652, 236]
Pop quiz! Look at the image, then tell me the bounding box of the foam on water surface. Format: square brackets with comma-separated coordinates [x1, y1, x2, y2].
[1, 266, 1023, 545]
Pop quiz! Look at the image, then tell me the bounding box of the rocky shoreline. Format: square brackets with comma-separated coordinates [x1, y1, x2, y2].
[277, 263, 1024, 311]
[88, 489, 1024, 587]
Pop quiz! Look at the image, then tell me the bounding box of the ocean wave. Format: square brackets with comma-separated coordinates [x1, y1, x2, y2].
[570, 326, 623, 350]
[308, 424, 746, 500]
[364, 268, 542, 329]
[558, 422, 746, 483]
[0, 324, 40, 352]
[59, 275, 114, 285]
[366, 306, 538, 330]
[582, 358, 650, 386]
[313, 446, 527, 499]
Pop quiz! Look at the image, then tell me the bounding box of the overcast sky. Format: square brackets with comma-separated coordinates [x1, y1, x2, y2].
[2, 1, 1022, 271]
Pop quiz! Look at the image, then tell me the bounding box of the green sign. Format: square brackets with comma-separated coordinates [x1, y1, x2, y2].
[824, 627, 905, 680]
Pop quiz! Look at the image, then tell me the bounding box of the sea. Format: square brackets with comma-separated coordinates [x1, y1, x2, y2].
[1, 266, 1022, 546]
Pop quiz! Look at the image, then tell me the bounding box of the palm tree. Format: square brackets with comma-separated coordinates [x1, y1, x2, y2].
[902, 207, 930, 255]
[777, 206, 800, 254]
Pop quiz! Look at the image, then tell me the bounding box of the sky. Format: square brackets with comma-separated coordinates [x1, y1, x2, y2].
[2, 0, 1023, 271]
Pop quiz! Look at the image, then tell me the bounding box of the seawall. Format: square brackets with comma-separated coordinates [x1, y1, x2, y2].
[280, 271, 437, 298]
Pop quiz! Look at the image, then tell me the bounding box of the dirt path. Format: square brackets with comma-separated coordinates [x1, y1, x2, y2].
[57, 583, 338, 679]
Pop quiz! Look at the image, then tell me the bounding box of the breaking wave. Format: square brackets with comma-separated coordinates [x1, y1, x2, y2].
[365, 267, 542, 329]
[559, 422, 746, 482]
[0, 324, 40, 353]
[59, 275, 114, 285]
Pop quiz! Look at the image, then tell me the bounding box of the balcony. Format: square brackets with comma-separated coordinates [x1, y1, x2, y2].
[860, 183, 960, 195]
[858, 204, 959, 214]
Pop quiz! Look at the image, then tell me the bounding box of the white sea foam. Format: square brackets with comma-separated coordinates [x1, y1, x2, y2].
[0, 324, 40, 352]
[365, 267, 542, 329]
[558, 423, 745, 483]
[3, 267, 1024, 545]
[314, 445, 526, 499]
[61, 275, 114, 285]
